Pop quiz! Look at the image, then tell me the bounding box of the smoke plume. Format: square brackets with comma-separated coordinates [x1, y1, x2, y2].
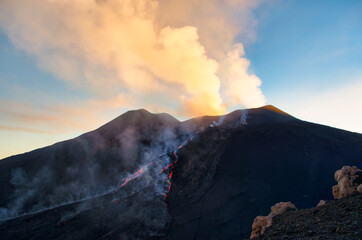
[0, 0, 265, 117]
[0, 112, 191, 236]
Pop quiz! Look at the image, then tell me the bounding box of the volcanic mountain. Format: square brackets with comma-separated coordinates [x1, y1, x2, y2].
[0, 105, 361, 239]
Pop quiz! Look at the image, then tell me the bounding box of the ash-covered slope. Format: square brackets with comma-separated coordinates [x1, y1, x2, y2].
[168, 109, 362, 239]
[0, 109, 189, 239]
[0, 109, 186, 219]
[0, 105, 361, 240]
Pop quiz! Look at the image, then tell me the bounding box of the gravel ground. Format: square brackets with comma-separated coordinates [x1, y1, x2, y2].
[253, 193, 362, 240]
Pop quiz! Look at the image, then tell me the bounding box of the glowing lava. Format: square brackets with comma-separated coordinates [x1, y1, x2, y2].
[159, 163, 174, 174]
[164, 150, 179, 198]
[118, 142, 184, 200]
[119, 162, 153, 188]
[167, 171, 173, 192]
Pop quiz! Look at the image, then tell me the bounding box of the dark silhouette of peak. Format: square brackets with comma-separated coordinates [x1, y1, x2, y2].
[107, 108, 179, 125]
[90, 109, 180, 137]
[223, 105, 295, 125]
[261, 104, 292, 116]
[0, 105, 361, 239]
[182, 105, 296, 132]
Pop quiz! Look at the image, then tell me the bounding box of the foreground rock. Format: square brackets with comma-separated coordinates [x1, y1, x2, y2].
[250, 202, 296, 239]
[332, 166, 362, 199]
[251, 166, 362, 239]
[252, 193, 362, 240]
[316, 200, 325, 207]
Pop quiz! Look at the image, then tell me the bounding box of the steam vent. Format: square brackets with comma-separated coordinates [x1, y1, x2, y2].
[0, 106, 361, 239]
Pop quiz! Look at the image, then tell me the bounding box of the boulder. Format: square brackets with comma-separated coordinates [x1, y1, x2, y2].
[317, 200, 325, 207]
[250, 216, 268, 239]
[250, 202, 296, 239]
[332, 166, 361, 199]
[357, 184, 362, 193]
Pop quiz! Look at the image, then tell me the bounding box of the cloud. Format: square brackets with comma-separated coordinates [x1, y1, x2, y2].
[220, 44, 266, 109]
[0, 98, 104, 134]
[0, 0, 265, 117]
[0, 124, 52, 134]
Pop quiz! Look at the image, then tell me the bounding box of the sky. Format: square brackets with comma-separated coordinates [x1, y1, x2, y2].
[0, 0, 361, 159]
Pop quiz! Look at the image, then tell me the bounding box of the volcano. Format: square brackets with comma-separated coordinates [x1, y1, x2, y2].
[0, 105, 361, 239]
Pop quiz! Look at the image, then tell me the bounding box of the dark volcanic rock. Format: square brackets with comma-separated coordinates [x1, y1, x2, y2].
[0, 109, 182, 208]
[167, 112, 362, 239]
[0, 105, 361, 239]
[253, 193, 362, 240]
[0, 109, 185, 239]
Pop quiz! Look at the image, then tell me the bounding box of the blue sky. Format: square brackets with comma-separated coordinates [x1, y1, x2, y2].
[0, 0, 361, 159]
[245, 0, 362, 95]
[244, 0, 362, 134]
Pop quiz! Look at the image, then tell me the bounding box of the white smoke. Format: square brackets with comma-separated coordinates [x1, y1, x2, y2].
[0, 0, 266, 118]
[0, 121, 194, 236]
[241, 109, 249, 125]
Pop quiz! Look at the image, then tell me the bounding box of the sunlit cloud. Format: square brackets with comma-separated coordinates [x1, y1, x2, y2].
[0, 124, 53, 134]
[0, 98, 104, 134]
[0, 0, 265, 118]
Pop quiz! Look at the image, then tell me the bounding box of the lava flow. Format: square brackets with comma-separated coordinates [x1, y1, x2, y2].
[119, 161, 153, 188]
[118, 142, 184, 199]
[164, 150, 179, 198]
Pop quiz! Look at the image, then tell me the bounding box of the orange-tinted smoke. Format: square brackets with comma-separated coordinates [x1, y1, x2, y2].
[0, 0, 265, 117]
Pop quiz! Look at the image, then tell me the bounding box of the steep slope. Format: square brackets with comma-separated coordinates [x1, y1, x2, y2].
[0, 105, 361, 239]
[168, 110, 362, 239]
[0, 109, 183, 215]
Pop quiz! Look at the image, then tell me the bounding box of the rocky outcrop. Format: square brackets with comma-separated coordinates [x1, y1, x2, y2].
[316, 200, 325, 207]
[250, 202, 296, 239]
[332, 166, 362, 199]
[250, 166, 362, 239]
[252, 193, 362, 240]
[357, 184, 362, 193]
